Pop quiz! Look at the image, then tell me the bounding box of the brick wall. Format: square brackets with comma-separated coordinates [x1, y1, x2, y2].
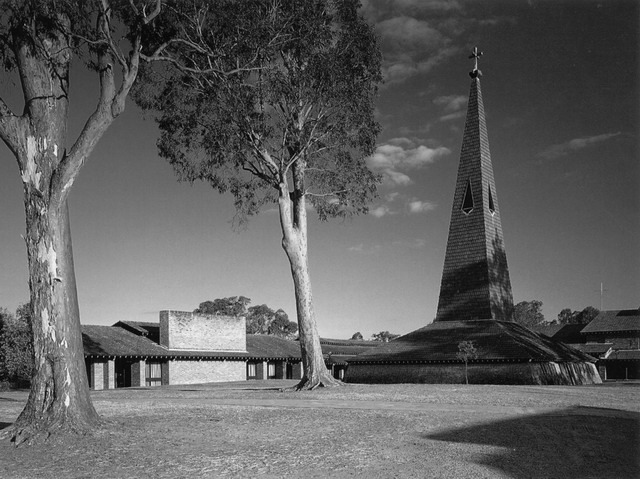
[88, 360, 106, 390]
[160, 310, 246, 352]
[169, 359, 245, 384]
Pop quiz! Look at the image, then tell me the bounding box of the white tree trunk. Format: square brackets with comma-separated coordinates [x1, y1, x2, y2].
[278, 181, 341, 390]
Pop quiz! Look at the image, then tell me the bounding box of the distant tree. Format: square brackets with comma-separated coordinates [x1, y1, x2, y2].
[267, 309, 298, 339]
[245, 304, 271, 334]
[194, 296, 251, 317]
[137, 0, 382, 390]
[0, 304, 34, 386]
[351, 332, 364, 340]
[456, 340, 478, 385]
[557, 308, 577, 325]
[512, 300, 546, 327]
[371, 331, 400, 342]
[246, 304, 298, 338]
[577, 306, 600, 325]
[195, 298, 297, 338]
[557, 306, 600, 325]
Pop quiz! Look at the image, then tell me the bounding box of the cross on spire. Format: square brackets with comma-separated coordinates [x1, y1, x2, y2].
[469, 47, 483, 78]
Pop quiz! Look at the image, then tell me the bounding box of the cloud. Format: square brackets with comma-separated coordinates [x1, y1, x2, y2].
[367, 138, 451, 186]
[407, 199, 437, 214]
[348, 243, 382, 254]
[433, 94, 467, 112]
[537, 132, 622, 160]
[361, 2, 510, 85]
[369, 194, 438, 219]
[369, 205, 394, 218]
[433, 94, 468, 122]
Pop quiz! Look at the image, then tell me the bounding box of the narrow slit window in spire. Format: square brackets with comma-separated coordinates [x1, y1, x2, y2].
[488, 184, 495, 215]
[462, 180, 474, 215]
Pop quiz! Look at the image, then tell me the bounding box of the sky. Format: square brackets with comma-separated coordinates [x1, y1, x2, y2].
[0, 0, 638, 339]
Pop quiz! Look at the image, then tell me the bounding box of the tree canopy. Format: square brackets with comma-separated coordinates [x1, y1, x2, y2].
[135, 0, 381, 225]
[371, 331, 400, 342]
[555, 306, 600, 325]
[512, 300, 546, 327]
[194, 297, 298, 339]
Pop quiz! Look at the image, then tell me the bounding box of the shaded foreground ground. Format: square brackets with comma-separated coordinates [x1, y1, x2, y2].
[1, 381, 638, 478]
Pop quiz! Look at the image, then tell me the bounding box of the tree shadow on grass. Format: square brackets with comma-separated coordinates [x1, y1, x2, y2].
[0, 422, 12, 431]
[425, 406, 640, 479]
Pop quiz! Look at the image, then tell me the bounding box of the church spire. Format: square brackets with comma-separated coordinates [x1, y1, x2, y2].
[435, 49, 514, 322]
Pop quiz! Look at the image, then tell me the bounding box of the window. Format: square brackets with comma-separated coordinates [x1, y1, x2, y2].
[145, 361, 163, 387]
[488, 185, 495, 215]
[461, 180, 474, 214]
[247, 363, 257, 378]
[267, 362, 276, 379]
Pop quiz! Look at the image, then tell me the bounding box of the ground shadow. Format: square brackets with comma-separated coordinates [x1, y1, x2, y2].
[425, 406, 640, 479]
[0, 422, 12, 431]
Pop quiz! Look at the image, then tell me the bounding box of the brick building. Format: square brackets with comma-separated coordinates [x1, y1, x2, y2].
[83, 310, 379, 389]
[346, 51, 600, 385]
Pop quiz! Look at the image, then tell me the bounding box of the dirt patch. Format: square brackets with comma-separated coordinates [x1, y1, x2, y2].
[1, 382, 638, 478]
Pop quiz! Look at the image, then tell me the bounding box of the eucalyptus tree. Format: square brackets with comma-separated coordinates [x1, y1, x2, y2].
[0, 0, 167, 444]
[136, 0, 382, 389]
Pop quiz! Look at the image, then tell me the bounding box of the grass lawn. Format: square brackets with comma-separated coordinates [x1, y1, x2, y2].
[1, 381, 638, 478]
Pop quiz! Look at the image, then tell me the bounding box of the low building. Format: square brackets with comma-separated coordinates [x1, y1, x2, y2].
[580, 308, 640, 380]
[83, 310, 380, 389]
[84, 311, 251, 389]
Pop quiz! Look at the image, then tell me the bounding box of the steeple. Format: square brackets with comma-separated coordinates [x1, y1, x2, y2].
[435, 49, 514, 322]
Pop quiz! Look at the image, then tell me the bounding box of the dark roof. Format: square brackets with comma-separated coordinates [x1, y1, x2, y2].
[348, 320, 595, 364]
[580, 309, 640, 333]
[605, 349, 640, 361]
[572, 343, 613, 354]
[319, 338, 381, 355]
[245, 335, 301, 360]
[531, 324, 586, 343]
[531, 324, 564, 337]
[83, 325, 168, 357]
[569, 343, 612, 358]
[82, 325, 248, 359]
[84, 323, 379, 362]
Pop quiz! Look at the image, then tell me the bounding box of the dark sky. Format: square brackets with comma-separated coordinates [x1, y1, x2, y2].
[0, 0, 638, 338]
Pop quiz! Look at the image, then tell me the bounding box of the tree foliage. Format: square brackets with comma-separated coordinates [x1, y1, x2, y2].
[512, 300, 546, 327]
[555, 306, 600, 325]
[0, 304, 34, 386]
[195, 296, 251, 317]
[371, 331, 400, 342]
[194, 297, 297, 338]
[136, 0, 381, 224]
[350, 332, 364, 340]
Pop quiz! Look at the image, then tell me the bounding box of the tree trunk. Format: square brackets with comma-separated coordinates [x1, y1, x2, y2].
[0, 18, 100, 445]
[278, 179, 341, 390]
[9, 200, 100, 445]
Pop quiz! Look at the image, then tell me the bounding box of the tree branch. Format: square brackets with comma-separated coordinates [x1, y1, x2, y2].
[0, 96, 25, 159]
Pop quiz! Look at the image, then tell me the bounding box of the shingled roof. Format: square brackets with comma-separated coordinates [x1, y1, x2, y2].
[531, 323, 586, 344]
[84, 322, 381, 362]
[580, 308, 640, 334]
[348, 320, 595, 364]
[82, 325, 248, 359]
[245, 334, 301, 359]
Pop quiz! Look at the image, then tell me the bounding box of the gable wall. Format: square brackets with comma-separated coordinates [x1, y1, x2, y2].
[160, 310, 246, 351]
